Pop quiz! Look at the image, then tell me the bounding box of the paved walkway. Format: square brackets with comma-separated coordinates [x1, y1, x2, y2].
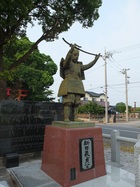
[0, 146, 136, 187]
[0, 120, 138, 187]
[0, 159, 135, 187]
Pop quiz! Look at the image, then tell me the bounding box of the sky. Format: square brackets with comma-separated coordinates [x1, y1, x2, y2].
[27, 0, 140, 107]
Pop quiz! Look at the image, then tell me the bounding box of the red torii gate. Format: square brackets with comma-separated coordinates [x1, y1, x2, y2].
[6, 88, 28, 100]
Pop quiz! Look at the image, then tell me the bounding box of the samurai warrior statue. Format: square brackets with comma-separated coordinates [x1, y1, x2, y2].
[58, 44, 100, 121]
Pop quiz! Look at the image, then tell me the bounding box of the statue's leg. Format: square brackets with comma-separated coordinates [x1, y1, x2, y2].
[63, 94, 74, 121]
[74, 105, 79, 121]
[74, 95, 81, 121]
[64, 103, 71, 122]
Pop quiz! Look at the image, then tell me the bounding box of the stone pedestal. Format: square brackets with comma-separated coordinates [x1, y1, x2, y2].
[41, 121, 106, 187]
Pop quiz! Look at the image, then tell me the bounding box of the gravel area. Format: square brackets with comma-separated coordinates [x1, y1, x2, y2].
[103, 138, 135, 174]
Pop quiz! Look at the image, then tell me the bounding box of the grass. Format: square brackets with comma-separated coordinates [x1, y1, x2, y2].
[103, 140, 134, 154]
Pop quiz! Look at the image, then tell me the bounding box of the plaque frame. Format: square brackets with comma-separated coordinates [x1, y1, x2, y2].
[79, 137, 94, 172]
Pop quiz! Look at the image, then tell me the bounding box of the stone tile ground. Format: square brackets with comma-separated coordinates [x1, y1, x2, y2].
[104, 148, 135, 174]
[0, 143, 135, 185]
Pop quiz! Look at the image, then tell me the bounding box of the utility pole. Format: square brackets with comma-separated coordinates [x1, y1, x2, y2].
[104, 49, 108, 123]
[102, 49, 113, 124]
[121, 69, 130, 122]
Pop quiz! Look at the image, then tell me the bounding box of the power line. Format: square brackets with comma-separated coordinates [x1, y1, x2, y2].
[87, 85, 104, 90]
[87, 80, 140, 91]
[129, 85, 140, 88]
[104, 54, 140, 74]
[110, 81, 140, 87]
[127, 81, 140, 85]
[115, 55, 140, 62]
[107, 61, 122, 73]
[111, 43, 140, 53]
[87, 64, 104, 74]
[109, 83, 124, 87]
[108, 85, 124, 93]
[107, 43, 140, 72]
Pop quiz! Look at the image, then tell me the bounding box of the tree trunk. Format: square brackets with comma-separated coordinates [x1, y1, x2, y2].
[0, 80, 7, 100]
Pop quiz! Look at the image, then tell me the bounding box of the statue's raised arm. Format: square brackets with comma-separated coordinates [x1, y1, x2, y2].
[82, 54, 101, 71]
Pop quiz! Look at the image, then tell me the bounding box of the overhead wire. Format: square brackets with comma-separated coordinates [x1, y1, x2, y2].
[114, 55, 140, 62]
[108, 85, 124, 93]
[107, 42, 140, 71]
[87, 80, 140, 92]
[111, 43, 140, 53]
[86, 42, 140, 80]
[86, 43, 140, 105]
[87, 63, 104, 74]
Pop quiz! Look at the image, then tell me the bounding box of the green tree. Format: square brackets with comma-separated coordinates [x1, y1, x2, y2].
[116, 102, 126, 113]
[78, 101, 104, 114]
[0, 0, 102, 100]
[135, 107, 140, 112]
[128, 105, 132, 113]
[4, 37, 57, 101]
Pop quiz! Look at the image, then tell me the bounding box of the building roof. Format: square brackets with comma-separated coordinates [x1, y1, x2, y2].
[85, 91, 105, 97]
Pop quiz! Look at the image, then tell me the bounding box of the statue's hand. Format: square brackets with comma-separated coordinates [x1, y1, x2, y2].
[95, 53, 101, 61]
[70, 43, 77, 51]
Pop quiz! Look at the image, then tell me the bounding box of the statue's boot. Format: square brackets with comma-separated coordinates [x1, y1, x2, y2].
[74, 106, 79, 121]
[64, 105, 71, 122]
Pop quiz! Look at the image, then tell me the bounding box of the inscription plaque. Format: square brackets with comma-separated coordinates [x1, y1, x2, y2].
[0, 100, 64, 156]
[79, 138, 94, 171]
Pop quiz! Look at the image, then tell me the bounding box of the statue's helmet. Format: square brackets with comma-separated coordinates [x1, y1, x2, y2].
[71, 47, 79, 62]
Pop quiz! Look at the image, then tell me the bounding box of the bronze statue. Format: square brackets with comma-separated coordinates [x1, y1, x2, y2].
[58, 44, 100, 121]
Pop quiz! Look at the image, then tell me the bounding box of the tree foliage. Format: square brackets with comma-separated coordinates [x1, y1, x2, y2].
[135, 107, 140, 112]
[0, 0, 102, 99]
[78, 101, 104, 114]
[4, 37, 57, 100]
[116, 102, 126, 113]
